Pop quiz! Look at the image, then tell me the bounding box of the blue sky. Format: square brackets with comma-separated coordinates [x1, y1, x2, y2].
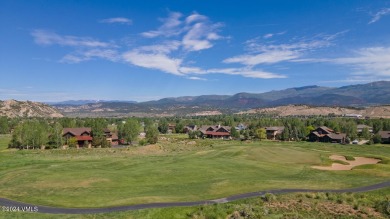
[1, 0, 390, 102]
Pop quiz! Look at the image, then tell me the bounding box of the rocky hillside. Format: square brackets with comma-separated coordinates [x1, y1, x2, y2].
[0, 100, 63, 118]
[237, 105, 390, 118]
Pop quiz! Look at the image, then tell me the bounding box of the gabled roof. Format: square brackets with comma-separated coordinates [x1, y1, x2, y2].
[199, 125, 231, 134]
[63, 128, 91, 136]
[326, 133, 346, 140]
[318, 126, 334, 134]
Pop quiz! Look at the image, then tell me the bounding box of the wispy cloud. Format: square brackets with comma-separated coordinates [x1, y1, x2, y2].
[141, 12, 183, 38]
[31, 11, 287, 80]
[100, 17, 133, 25]
[204, 67, 286, 79]
[31, 30, 112, 47]
[141, 11, 223, 52]
[332, 47, 390, 78]
[224, 32, 346, 67]
[263, 31, 286, 39]
[61, 49, 120, 63]
[369, 8, 390, 24]
[224, 50, 299, 66]
[188, 76, 207, 81]
[123, 51, 183, 75]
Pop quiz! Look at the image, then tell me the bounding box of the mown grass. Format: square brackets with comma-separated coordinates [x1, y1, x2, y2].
[0, 136, 389, 211]
[1, 188, 389, 218]
[0, 134, 11, 151]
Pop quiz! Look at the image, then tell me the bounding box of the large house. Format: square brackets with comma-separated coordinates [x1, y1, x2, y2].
[265, 126, 285, 140]
[63, 127, 92, 148]
[199, 125, 231, 139]
[307, 126, 346, 144]
[104, 128, 119, 146]
[378, 131, 390, 144]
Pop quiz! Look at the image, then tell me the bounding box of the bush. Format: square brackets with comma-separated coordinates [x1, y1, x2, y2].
[264, 193, 277, 202]
[138, 139, 147, 146]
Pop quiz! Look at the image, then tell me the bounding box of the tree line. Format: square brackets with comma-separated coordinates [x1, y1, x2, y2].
[2, 115, 390, 149]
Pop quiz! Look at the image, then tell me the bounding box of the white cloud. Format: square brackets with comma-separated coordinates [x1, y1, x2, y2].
[141, 11, 223, 52]
[141, 12, 183, 38]
[100, 17, 133, 25]
[225, 32, 344, 67]
[137, 41, 181, 54]
[182, 22, 222, 51]
[205, 67, 286, 79]
[224, 50, 299, 65]
[332, 47, 390, 77]
[185, 13, 208, 24]
[123, 51, 183, 75]
[31, 30, 112, 47]
[61, 49, 120, 63]
[369, 8, 390, 24]
[263, 31, 286, 39]
[188, 76, 207, 81]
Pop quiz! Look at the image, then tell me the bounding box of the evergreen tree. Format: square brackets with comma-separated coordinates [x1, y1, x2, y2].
[158, 119, 169, 134]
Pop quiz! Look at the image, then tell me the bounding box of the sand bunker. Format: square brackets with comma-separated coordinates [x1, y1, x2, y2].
[312, 155, 381, 171]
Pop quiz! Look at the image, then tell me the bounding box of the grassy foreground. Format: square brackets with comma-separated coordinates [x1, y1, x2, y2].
[0, 134, 390, 217]
[1, 188, 389, 218]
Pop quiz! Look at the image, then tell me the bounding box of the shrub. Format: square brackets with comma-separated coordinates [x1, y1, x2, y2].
[138, 139, 147, 146]
[264, 193, 277, 202]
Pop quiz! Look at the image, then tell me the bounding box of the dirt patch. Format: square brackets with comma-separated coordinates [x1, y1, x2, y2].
[312, 155, 381, 171]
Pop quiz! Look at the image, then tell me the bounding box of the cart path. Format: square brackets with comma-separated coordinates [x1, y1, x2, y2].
[1, 181, 389, 214]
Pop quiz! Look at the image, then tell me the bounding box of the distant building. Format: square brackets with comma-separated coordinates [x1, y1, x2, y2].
[183, 125, 198, 133]
[378, 131, 390, 144]
[168, 124, 176, 133]
[344, 114, 363, 118]
[307, 126, 346, 144]
[104, 128, 119, 146]
[199, 125, 231, 139]
[264, 126, 285, 140]
[357, 124, 373, 134]
[63, 127, 92, 148]
[235, 123, 247, 131]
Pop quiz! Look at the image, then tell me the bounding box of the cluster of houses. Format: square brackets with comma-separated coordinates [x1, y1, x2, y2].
[184, 124, 390, 144]
[62, 123, 390, 148]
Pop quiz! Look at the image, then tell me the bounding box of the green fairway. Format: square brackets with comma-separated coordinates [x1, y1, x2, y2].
[0, 136, 389, 209]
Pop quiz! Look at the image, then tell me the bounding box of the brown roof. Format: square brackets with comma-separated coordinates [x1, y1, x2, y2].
[199, 125, 231, 133]
[319, 126, 334, 134]
[63, 128, 91, 136]
[326, 133, 346, 140]
[379, 131, 390, 139]
[111, 133, 118, 140]
[265, 126, 285, 132]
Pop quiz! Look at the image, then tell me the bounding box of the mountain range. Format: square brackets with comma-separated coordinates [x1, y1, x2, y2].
[50, 81, 390, 117]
